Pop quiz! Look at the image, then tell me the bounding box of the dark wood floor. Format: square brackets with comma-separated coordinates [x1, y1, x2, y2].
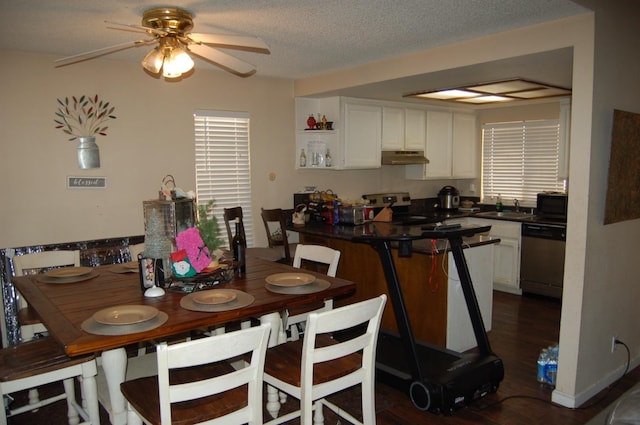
[7, 291, 640, 424]
[365, 291, 640, 425]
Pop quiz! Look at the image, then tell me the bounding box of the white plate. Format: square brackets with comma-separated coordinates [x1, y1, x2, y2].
[193, 290, 237, 305]
[37, 270, 100, 284]
[44, 266, 93, 278]
[265, 279, 331, 295]
[93, 305, 159, 326]
[265, 272, 316, 287]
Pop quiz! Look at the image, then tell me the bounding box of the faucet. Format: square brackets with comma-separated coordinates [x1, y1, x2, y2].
[514, 199, 520, 212]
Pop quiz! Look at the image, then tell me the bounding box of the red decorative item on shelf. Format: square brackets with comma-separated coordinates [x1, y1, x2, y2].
[306, 114, 316, 129]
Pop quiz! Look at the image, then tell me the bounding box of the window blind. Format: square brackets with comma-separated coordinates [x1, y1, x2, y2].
[481, 120, 565, 206]
[194, 110, 253, 247]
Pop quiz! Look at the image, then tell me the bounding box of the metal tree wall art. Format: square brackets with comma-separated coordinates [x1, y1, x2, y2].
[54, 95, 117, 169]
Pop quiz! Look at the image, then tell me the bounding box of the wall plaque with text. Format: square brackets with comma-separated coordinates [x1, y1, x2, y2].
[67, 176, 107, 189]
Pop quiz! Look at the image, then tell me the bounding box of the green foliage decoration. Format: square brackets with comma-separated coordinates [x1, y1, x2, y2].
[54, 94, 116, 141]
[197, 200, 223, 255]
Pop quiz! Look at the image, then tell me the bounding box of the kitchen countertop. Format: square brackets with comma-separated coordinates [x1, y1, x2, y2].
[406, 198, 566, 225]
[401, 209, 566, 226]
[288, 221, 500, 256]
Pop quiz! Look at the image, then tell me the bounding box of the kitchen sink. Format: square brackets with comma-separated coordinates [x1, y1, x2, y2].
[474, 211, 535, 221]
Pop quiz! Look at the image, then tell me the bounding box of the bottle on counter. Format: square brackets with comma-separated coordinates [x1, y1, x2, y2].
[299, 149, 307, 167]
[495, 194, 503, 212]
[232, 217, 246, 276]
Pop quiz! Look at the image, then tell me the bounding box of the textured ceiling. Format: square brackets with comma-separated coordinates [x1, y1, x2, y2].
[0, 0, 588, 80]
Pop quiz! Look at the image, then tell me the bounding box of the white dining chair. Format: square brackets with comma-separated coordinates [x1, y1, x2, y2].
[263, 294, 387, 425]
[11, 250, 82, 409]
[121, 323, 271, 425]
[128, 243, 145, 261]
[284, 244, 341, 342]
[0, 337, 99, 425]
[12, 250, 81, 341]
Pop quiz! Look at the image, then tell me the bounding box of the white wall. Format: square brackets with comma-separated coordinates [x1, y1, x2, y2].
[0, 50, 295, 248]
[558, 0, 640, 406]
[0, 51, 462, 249]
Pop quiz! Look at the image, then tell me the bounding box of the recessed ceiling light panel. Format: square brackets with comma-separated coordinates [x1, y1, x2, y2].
[458, 95, 513, 104]
[416, 89, 479, 100]
[405, 78, 571, 104]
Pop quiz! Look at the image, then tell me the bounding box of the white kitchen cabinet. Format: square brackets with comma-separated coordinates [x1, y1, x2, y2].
[295, 97, 381, 170]
[466, 218, 522, 295]
[382, 106, 404, 150]
[405, 108, 427, 150]
[446, 244, 494, 352]
[343, 101, 382, 168]
[405, 111, 477, 180]
[381, 107, 426, 151]
[452, 112, 477, 178]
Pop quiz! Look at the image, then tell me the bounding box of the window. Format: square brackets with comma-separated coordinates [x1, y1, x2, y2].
[481, 119, 566, 206]
[194, 110, 253, 248]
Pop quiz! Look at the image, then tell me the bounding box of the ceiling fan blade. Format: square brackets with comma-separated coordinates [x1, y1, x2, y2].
[189, 33, 270, 54]
[105, 20, 167, 37]
[188, 44, 257, 77]
[54, 39, 155, 67]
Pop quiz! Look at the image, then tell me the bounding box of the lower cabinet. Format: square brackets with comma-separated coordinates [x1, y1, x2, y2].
[446, 244, 493, 352]
[466, 218, 522, 295]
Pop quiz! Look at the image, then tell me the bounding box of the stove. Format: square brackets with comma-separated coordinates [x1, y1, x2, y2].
[362, 192, 452, 225]
[362, 192, 412, 210]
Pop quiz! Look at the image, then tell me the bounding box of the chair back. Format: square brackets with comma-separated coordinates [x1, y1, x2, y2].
[157, 323, 271, 425]
[223, 206, 247, 248]
[302, 295, 386, 405]
[12, 250, 82, 339]
[12, 250, 81, 277]
[128, 243, 145, 260]
[293, 244, 341, 277]
[260, 208, 292, 261]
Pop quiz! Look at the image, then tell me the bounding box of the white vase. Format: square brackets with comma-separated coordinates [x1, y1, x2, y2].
[77, 136, 100, 169]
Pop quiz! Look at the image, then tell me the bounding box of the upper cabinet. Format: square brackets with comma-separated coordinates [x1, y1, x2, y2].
[343, 101, 382, 169]
[452, 112, 478, 178]
[382, 107, 426, 151]
[295, 96, 477, 174]
[406, 110, 477, 180]
[295, 97, 381, 170]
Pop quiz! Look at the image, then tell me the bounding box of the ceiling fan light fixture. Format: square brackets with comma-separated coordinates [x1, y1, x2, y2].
[141, 47, 164, 74]
[163, 46, 194, 77]
[55, 6, 270, 79]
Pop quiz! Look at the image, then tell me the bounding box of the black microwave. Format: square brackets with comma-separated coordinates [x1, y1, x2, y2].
[536, 192, 568, 220]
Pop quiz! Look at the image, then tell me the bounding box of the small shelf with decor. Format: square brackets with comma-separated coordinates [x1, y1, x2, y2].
[295, 96, 382, 170]
[296, 130, 338, 170]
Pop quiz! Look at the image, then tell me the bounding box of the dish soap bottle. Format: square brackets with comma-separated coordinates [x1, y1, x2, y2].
[495, 194, 503, 212]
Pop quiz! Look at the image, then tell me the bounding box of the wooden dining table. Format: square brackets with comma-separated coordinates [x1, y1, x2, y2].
[11, 256, 355, 425]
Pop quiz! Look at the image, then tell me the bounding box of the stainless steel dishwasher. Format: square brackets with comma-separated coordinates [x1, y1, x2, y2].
[520, 222, 567, 299]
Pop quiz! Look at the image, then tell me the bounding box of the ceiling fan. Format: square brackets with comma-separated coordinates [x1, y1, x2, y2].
[54, 7, 270, 78]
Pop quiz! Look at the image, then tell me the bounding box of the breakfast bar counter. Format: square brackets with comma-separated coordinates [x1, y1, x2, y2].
[289, 221, 500, 352]
[289, 221, 499, 254]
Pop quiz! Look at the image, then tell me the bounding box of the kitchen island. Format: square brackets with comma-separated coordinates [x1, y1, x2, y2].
[289, 221, 499, 352]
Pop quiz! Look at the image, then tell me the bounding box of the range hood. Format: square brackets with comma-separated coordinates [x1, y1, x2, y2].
[381, 150, 429, 165]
